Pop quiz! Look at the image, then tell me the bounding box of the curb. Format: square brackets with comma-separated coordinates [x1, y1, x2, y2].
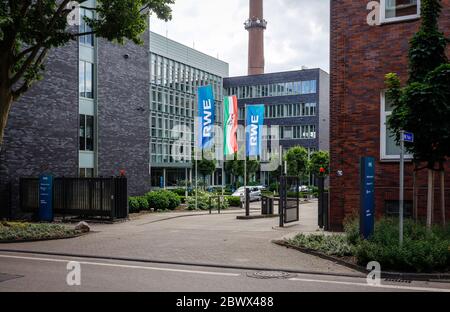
[236, 214, 279, 220]
[274, 240, 450, 282]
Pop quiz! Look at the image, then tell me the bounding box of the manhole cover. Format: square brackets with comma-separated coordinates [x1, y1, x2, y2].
[247, 271, 297, 279]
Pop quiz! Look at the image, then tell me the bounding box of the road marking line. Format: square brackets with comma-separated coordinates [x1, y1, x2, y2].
[289, 278, 450, 292]
[0, 254, 240, 277]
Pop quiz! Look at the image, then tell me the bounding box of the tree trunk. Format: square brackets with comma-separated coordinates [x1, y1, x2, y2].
[0, 83, 13, 149]
[427, 168, 433, 228]
[413, 169, 418, 222]
[440, 169, 446, 226]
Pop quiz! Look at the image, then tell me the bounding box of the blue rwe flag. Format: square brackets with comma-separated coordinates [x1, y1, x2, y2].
[246, 104, 265, 157]
[197, 85, 216, 149]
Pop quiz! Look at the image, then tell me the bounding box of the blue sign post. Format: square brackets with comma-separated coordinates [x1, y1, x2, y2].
[39, 174, 54, 222]
[360, 157, 375, 239]
[403, 132, 414, 143]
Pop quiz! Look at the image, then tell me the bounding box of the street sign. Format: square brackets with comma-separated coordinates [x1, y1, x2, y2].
[403, 132, 414, 143]
[39, 174, 54, 222]
[360, 157, 375, 239]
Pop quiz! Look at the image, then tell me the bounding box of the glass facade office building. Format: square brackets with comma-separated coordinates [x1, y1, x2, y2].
[149, 32, 229, 188]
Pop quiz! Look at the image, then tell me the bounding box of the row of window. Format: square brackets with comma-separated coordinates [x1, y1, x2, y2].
[225, 80, 317, 99]
[79, 61, 94, 99]
[79, 114, 94, 151]
[79, 8, 94, 46]
[384, 0, 420, 22]
[280, 125, 317, 140]
[151, 53, 223, 99]
[237, 103, 316, 120]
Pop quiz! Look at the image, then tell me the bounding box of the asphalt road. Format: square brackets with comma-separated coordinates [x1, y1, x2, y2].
[0, 252, 449, 292]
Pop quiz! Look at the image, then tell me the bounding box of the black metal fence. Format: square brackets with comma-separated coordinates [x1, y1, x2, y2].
[20, 177, 128, 220]
[279, 176, 300, 227]
[0, 181, 12, 220]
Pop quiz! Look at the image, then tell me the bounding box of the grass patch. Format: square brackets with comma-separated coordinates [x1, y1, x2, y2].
[0, 222, 80, 242]
[286, 218, 450, 273]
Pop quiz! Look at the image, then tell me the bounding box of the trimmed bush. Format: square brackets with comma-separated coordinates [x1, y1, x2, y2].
[226, 196, 241, 207]
[187, 191, 229, 211]
[0, 222, 79, 242]
[128, 196, 149, 213]
[146, 190, 181, 211]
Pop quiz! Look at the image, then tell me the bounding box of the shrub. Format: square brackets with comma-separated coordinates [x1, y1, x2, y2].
[353, 219, 450, 272]
[128, 196, 149, 213]
[146, 190, 181, 211]
[0, 222, 78, 242]
[226, 196, 241, 207]
[288, 233, 353, 257]
[187, 191, 229, 211]
[268, 182, 278, 192]
[129, 197, 140, 213]
[172, 188, 190, 197]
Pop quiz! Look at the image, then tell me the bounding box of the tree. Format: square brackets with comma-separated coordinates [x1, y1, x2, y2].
[385, 0, 450, 227]
[195, 158, 216, 188]
[309, 151, 330, 178]
[285, 146, 309, 181]
[224, 156, 260, 187]
[0, 0, 174, 147]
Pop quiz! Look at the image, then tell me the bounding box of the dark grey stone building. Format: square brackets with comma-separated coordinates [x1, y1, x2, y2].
[223, 69, 329, 185]
[0, 8, 229, 215]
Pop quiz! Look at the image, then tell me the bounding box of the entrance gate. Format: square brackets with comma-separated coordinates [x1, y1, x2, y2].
[279, 176, 300, 227]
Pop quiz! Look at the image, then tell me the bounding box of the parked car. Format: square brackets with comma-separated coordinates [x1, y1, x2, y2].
[299, 185, 311, 192]
[231, 187, 262, 202]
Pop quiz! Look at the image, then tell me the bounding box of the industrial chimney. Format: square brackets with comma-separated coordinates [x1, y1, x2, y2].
[245, 0, 267, 75]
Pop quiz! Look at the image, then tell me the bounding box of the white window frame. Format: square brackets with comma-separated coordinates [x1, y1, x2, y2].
[380, 91, 413, 161]
[381, 0, 421, 24]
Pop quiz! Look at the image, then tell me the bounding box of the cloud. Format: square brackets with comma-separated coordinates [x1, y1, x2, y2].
[150, 0, 329, 76]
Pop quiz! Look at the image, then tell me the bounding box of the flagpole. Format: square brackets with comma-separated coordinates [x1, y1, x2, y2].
[244, 104, 248, 216]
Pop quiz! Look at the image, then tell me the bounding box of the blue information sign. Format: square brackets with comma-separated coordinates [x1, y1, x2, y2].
[403, 132, 414, 143]
[39, 174, 54, 222]
[360, 157, 375, 239]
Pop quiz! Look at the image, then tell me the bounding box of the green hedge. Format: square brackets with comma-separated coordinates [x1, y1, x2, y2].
[288, 233, 353, 257]
[145, 190, 181, 211]
[226, 196, 241, 207]
[0, 222, 78, 242]
[128, 196, 149, 213]
[187, 191, 229, 211]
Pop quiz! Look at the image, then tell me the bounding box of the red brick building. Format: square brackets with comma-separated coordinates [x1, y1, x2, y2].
[329, 0, 450, 230]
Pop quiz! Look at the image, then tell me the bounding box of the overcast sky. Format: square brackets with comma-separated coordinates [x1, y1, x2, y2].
[150, 0, 330, 77]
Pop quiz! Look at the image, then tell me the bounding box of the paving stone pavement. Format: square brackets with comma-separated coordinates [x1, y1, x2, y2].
[0, 200, 360, 275]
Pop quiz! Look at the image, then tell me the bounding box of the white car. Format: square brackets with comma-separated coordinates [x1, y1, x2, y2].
[232, 187, 262, 202]
[299, 185, 311, 192]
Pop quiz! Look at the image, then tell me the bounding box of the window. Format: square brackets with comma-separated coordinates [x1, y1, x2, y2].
[381, 0, 420, 23]
[79, 61, 94, 98]
[80, 114, 94, 151]
[380, 92, 412, 160]
[79, 168, 94, 178]
[79, 8, 94, 46]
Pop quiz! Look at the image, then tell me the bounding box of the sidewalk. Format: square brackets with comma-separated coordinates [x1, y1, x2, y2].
[0, 201, 360, 276]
